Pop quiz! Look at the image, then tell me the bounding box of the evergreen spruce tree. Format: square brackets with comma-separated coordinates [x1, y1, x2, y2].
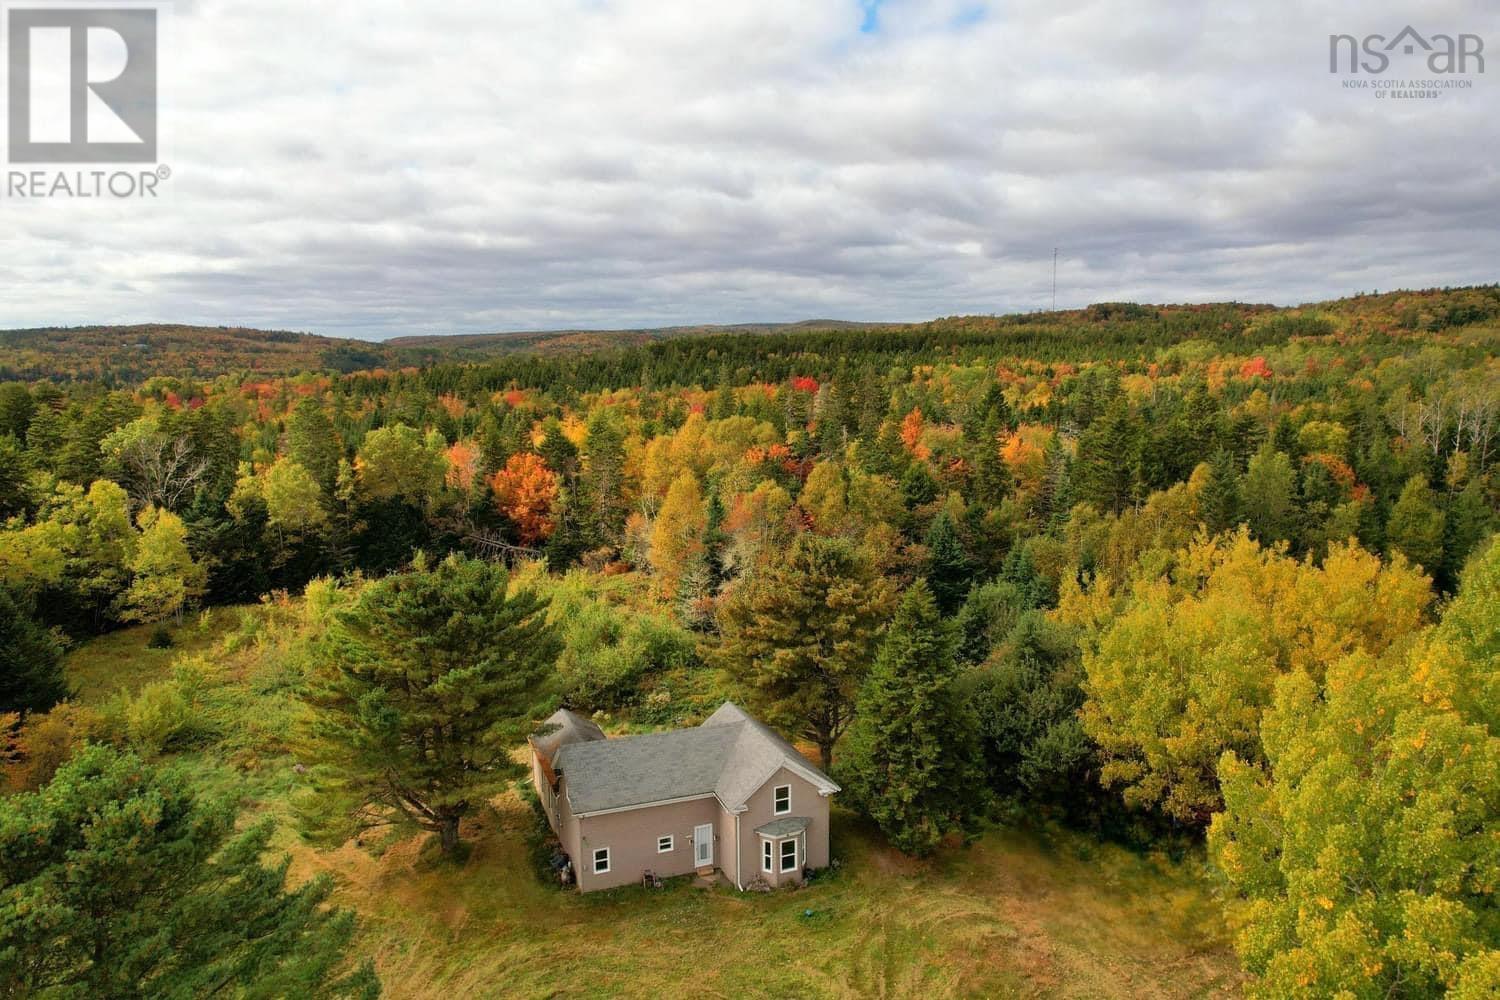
[923, 511, 972, 616]
[0, 435, 31, 521]
[286, 397, 342, 494]
[1441, 479, 1495, 590]
[900, 461, 939, 510]
[1074, 397, 1137, 514]
[0, 586, 69, 715]
[1199, 449, 1242, 535]
[839, 580, 986, 857]
[581, 411, 628, 545]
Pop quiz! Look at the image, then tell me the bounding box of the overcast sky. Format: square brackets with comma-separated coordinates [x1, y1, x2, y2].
[1, 0, 1496, 340]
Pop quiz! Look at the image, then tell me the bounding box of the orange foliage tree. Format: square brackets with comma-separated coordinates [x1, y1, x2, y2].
[489, 452, 557, 545]
[444, 440, 481, 492]
[899, 408, 930, 460]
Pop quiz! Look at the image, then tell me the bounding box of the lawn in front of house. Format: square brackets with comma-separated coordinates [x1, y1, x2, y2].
[60, 602, 1243, 1000]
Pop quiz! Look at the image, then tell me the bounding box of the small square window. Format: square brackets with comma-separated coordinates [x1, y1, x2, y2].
[762, 840, 772, 873]
[780, 838, 797, 873]
[773, 784, 791, 815]
[593, 847, 610, 874]
[657, 835, 674, 853]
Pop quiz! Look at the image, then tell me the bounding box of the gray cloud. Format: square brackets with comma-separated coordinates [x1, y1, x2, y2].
[0, 0, 1495, 340]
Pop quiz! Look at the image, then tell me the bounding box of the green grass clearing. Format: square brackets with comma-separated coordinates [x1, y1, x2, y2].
[58, 602, 1244, 999]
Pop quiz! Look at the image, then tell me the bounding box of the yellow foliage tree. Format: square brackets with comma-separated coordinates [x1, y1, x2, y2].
[1075, 529, 1433, 823]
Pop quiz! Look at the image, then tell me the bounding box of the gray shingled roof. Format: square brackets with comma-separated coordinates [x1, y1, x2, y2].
[551, 701, 839, 815]
[531, 708, 606, 759]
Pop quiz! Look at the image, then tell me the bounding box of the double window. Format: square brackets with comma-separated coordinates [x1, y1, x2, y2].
[762, 839, 773, 873]
[593, 847, 610, 874]
[657, 835, 674, 853]
[780, 839, 798, 873]
[773, 784, 791, 815]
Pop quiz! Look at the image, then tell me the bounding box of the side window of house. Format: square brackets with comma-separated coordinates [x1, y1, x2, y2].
[780, 839, 796, 872]
[657, 835, 673, 853]
[593, 847, 610, 874]
[762, 840, 772, 872]
[773, 784, 790, 815]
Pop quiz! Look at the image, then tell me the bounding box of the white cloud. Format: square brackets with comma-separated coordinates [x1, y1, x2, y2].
[1, 0, 1495, 339]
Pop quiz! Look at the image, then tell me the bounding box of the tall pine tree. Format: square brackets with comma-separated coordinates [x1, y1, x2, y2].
[302, 553, 560, 855]
[0, 745, 379, 998]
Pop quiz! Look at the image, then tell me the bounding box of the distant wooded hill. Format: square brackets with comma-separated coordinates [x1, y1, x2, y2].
[1, 286, 1494, 383]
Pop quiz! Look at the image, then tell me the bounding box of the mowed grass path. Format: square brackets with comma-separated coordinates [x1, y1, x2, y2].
[65, 613, 1244, 1000]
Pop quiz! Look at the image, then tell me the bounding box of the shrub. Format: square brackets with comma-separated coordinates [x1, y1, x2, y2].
[7, 702, 107, 790]
[124, 661, 214, 753]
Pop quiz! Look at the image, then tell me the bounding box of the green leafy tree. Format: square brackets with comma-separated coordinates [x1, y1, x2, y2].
[1241, 445, 1295, 545]
[1386, 474, 1446, 573]
[0, 744, 379, 998]
[954, 578, 1025, 665]
[1209, 543, 1500, 998]
[714, 534, 897, 769]
[263, 457, 330, 537]
[1075, 530, 1432, 824]
[839, 580, 985, 856]
[0, 586, 68, 715]
[354, 423, 445, 506]
[120, 506, 207, 625]
[303, 554, 560, 855]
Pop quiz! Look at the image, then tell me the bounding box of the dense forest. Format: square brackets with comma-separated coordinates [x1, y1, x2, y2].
[1, 285, 1497, 997]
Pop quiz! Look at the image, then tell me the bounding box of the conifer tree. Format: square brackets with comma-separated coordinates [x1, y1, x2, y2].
[287, 397, 342, 494]
[923, 511, 972, 615]
[1198, 449, 1241, 535]
[0, 745, 379, 998]
[302, 554, 560, 855]
[1386, 474, 1446, 573]
[1074, 397, 1137, 514]
[0, 586, 68, 715]
[715, 535, 896, 769]
[840, 580, 985, 856]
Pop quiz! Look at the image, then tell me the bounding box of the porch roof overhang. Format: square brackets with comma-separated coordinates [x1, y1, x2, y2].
[754, 816, 811, 838]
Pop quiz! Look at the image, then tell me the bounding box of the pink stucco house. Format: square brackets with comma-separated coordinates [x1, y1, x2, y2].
[529, 702, 839, 892]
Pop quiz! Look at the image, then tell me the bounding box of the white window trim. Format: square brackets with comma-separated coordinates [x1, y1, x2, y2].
[657, 835, 674, 854]
[779, 838, 798, 873]
[593, 847, 611, 874]
[762, 839, 772, 873]
[773, 784, 791, 815]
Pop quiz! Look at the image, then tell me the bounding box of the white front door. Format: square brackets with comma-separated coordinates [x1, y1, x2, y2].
[693, 823, 713, 867]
